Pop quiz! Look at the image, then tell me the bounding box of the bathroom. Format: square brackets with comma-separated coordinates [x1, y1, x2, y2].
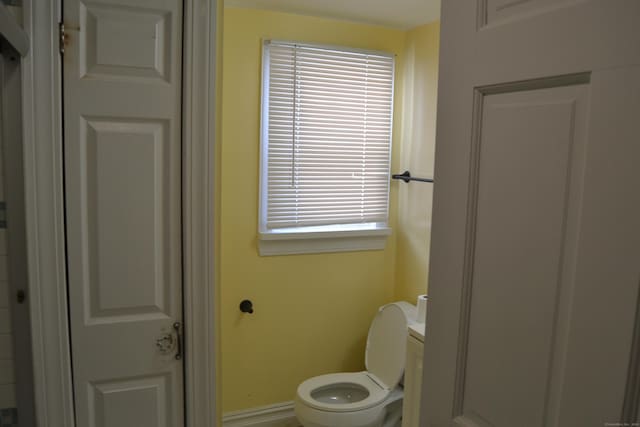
[0, 0, 440, 424]
[2, 0, 639, 426]
[219, 0, 440, 423]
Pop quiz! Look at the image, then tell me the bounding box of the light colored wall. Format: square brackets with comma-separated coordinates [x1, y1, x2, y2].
[394, 22, 440, 304]
[220, 7, 406, 412]
[0, 133, 16, 409]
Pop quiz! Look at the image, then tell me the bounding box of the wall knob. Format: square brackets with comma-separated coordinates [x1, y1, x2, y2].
[239, 299, 254, 314]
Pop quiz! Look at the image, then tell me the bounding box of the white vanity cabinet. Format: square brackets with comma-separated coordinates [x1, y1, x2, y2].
[402, 323, 425, 427]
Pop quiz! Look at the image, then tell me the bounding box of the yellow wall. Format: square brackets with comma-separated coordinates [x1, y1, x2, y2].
[394, 22, 440, 304]
[220, 8, 407, 412]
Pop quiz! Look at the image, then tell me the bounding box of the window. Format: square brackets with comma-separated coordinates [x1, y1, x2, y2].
[259, 41, 395, 255]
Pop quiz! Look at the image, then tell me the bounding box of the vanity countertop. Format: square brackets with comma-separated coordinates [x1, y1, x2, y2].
[409, 322, 425, 342]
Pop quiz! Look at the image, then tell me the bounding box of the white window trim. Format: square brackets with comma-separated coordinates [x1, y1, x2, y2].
[258, 40, 395, 256]
[258, 224, 392, 256]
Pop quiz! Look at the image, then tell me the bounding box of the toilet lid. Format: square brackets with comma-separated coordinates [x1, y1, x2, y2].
[365, 304, 409, 390]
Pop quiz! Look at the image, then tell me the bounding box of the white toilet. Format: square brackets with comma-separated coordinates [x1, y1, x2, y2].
[295, 302, 416, 427]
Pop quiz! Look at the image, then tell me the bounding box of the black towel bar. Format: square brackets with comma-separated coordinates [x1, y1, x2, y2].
[391, 170, 434, 183]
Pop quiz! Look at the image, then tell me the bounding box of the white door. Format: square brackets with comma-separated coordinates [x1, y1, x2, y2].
[423, 1, 640, 426]
[62, 0, 184, 425]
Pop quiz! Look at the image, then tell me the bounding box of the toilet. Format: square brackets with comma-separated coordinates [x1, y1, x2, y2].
[295, 302, 417, 427]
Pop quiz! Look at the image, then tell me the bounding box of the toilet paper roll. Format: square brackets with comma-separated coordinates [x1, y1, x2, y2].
[416, 294, 428, 323]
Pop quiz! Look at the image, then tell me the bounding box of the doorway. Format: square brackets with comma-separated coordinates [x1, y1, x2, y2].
[218, 1, 440, 422]
[12, 0, 218, 425]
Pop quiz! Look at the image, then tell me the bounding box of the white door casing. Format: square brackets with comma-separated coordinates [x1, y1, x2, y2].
[63, 0, 185, 425]
[423, 1, 640, 426]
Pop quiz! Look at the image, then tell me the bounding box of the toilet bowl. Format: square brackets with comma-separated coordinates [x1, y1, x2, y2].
[295, 302, 416, 427]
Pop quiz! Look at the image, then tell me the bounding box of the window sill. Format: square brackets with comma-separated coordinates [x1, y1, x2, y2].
[258, 224, 392, 256]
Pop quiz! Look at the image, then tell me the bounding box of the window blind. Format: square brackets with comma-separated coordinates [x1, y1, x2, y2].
[262, 41, 395, 230]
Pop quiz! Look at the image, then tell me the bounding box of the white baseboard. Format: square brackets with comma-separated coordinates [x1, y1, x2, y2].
[222, 401, 301, 427]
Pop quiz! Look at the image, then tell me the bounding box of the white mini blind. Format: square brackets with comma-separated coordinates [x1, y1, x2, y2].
[262, 41, 395, 230]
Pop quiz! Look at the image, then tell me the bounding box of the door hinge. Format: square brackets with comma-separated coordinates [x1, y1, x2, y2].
[59, 22, 66, 55]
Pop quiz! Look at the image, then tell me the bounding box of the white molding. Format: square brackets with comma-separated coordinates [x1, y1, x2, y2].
[259, 229, 391, 256]
[223, 401, 300, 427]
[21, 1, 76, 426]
[181, 0, 218, 426]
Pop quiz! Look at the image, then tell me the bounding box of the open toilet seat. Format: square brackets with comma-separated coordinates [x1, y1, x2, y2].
[297, 372, 389, 413]
[294, 302, 416, 427]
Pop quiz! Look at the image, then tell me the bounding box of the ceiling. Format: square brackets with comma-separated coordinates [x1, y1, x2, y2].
[224, 0, 441, 30]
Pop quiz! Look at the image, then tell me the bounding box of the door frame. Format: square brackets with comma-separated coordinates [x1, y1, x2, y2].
[20, 0, 219, 426]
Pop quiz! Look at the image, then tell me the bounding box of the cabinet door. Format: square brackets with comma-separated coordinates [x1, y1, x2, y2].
[402, 335, 424, 427]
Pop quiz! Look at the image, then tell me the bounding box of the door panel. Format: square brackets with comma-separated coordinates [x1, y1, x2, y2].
[82, 118, 172, 322]
[482, 0, 579, 27]
[81, 3, 172, 81]
[63, 0, 184, 425]
[90, 374, 172, 427]
[460, 82, 589, 427]
[424, 1, 640, 426]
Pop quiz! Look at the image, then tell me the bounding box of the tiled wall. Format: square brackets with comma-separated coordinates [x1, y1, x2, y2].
[0, 408, 17, 427]
[0, 120, 17, 420]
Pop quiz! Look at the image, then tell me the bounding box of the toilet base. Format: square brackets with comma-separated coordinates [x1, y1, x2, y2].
[295, 387, 403, 427]
[381, 398, 402, 427]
